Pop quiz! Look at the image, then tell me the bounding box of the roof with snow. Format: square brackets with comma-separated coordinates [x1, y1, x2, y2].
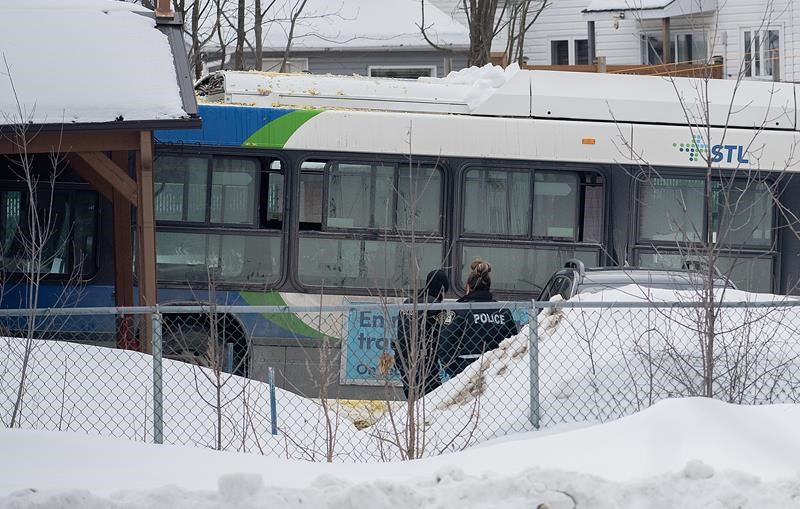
[204, 0, 469, 52]
[197, 65, 798, 131]
[582, 0, 717, 20]
[0, 0, 198, 131]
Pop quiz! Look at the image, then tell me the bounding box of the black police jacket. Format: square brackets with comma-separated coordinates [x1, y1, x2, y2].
[438, 290, 518, 366]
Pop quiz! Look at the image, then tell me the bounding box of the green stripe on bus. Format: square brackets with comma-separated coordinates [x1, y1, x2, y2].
[242, 109, 322, 149]
[239, 291, 333, 340]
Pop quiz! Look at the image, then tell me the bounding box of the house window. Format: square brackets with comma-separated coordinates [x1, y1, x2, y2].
[368, 66, 436, 79]
[551, 40, 569, 65]
[641, 32, 707, 64]
[743, 29, 780, 79]
[550, 39, 589, 65]
[261, 58, 309, 73]
[574, 39, 590, 64]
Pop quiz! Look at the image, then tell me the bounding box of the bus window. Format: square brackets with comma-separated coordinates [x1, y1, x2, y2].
[639, 177, 704, 242]
[211, 157, 258, 225]
[156, 231, 280, 285]
[153, 155, 208, 222]
[298, 237, 441, 288]
[463, 168, 530, 236]
[299, 162, 324, 230]
[263, 171, 284, 228]
[397, 164, 442, 232]
[712, 180, 773, 247]
[327, 163, 394, 229]
[297, 158, 445, 290]
[582, 177, 604, 243]
[532, 172, 578, 240]
[0, 189, 97, 277]
[461, 244, 597, 293]
[1, 191, 20, 253]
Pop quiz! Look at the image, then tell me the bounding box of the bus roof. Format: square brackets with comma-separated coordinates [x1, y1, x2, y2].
[196, 66, 797, 131]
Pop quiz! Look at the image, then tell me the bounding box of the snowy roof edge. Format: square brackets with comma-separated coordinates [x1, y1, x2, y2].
[197, 68, 798, 131]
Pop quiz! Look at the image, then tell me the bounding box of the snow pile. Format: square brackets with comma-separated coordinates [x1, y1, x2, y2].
[368, 286, 800, 457]
[0, 337, 363, 460]
[4, 285, 800, 463]
[437, 62, 521, 109]
[2, 398, 800, 508]
[0, 0, 187, 125]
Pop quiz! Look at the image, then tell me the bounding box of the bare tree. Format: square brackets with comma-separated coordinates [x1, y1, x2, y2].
[1, 61, 89, 428]
[502, 0, 548, 66]
[608, 4, 799, 400]
[253, 0, 279, 70]
[278, 0, 310, 73]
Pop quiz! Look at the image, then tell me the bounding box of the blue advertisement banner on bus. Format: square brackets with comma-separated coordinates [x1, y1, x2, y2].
[339, 302, 531, 386]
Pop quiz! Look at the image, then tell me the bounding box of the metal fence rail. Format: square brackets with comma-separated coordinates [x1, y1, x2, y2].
[2, 299, 800, 462]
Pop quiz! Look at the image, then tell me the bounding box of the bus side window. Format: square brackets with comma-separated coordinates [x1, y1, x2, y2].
[299, 160, 324, 231]
[262, 159, 283, 229]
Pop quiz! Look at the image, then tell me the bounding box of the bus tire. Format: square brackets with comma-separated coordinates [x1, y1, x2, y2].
[161, 313, 249, 376]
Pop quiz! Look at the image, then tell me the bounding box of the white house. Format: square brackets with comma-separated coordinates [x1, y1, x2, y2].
[432, 0, 799, 81]
[526, 0, 800, 81]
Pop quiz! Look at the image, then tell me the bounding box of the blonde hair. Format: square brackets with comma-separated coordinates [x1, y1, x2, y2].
[466, 258, 492, 292]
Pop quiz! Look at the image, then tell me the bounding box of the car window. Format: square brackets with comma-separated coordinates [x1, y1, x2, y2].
[537, 276, 558, 301]
[553, 276, 574, 300]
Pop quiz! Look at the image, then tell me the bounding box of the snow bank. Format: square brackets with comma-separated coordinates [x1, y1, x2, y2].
[0, 0, 187, 125]
[0, 337, 363, 461]
[4, 285, 800, 463]
[2, 398, 800, 508]
[367, 285, 800, 457]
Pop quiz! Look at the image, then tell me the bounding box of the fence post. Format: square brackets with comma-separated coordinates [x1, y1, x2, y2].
[528, 301, 540, 429]
[152, 309, 164, 444]
[224, 342, 234, 373]
[268, 366, 278, 435]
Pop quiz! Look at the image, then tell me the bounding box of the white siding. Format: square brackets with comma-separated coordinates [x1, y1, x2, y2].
[516, 0, 799, 81]
[523, 0, 641, 65]
[710, 0, 795, 80]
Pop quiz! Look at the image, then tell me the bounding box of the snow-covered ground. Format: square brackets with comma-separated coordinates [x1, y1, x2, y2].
[2, 398, 800, 508]
[3, 286, 800, 505]
[3, 285, 800, 463]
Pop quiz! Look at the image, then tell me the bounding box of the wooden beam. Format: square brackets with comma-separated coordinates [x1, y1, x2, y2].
[136, 131, 158, 354]
[111, 151, 137, 350]
[0, 131, 140, 155]
[68, 157, 114, 202]
[67, 152, 138, 206]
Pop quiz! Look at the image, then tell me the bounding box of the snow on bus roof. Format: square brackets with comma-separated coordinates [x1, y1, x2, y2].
[200, 65, 798, 130]
[203, 0, 468, 52]
[0, 0, 188, 127]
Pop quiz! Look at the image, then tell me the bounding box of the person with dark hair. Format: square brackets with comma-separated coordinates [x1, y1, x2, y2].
[438, 259, 518, 378]
[394, 269, 450, 399]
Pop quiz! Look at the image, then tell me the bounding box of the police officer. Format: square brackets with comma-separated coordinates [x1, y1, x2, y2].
[439, 259, 518, 378]
[394, 269, 450, 399]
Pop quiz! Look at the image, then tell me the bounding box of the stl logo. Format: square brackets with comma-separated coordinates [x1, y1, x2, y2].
[674, 134, 708, 162]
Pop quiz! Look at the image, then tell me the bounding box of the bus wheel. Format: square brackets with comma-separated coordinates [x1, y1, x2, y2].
[161, 314, 248, 376]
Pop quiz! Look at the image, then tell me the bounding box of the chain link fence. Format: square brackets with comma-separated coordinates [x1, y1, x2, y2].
[2, 299, 800, 462]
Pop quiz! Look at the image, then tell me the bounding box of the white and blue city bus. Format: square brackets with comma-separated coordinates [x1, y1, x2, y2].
[1, 67, 797, 393]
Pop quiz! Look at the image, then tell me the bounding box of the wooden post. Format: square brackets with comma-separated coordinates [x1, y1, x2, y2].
[111, 151, 136, 350]
[596, 55, 607, 73]
[662, 17, 671, 64]
[155, 0, 174, 18]
[136, 131, 158, 354]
